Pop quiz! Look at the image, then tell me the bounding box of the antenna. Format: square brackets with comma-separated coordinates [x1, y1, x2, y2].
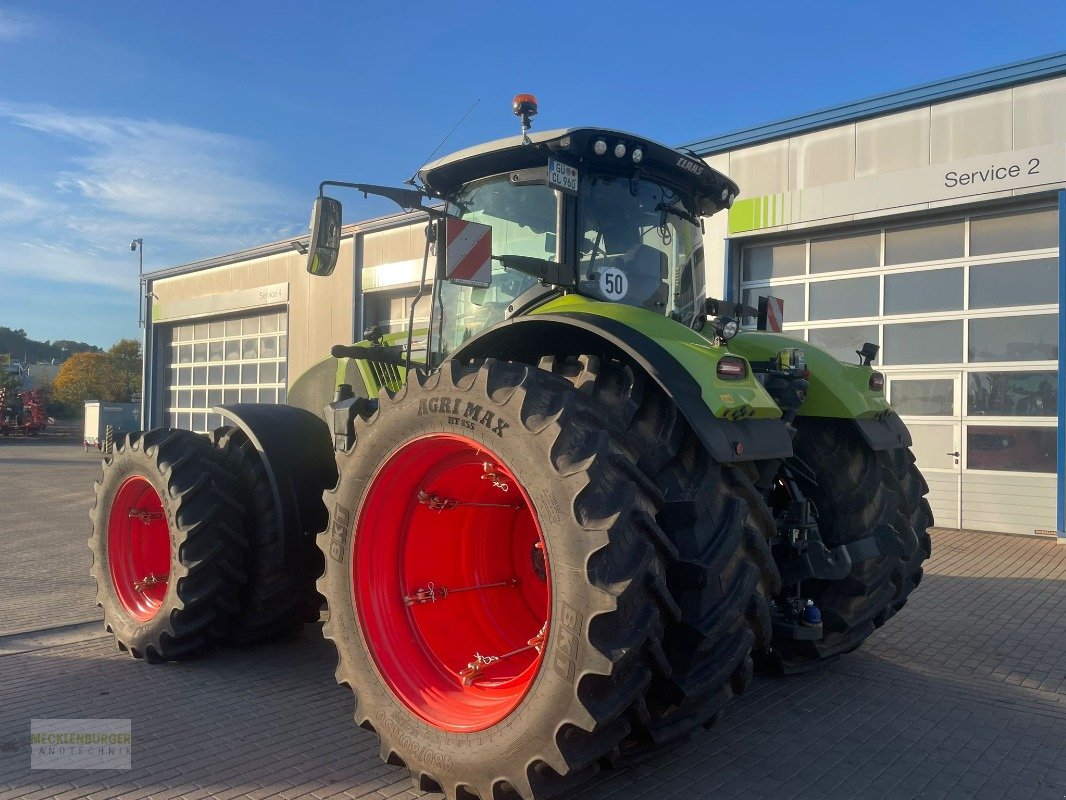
[405, 98, 480, 187]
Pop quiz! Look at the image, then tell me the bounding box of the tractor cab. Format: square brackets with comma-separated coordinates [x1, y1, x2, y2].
[305, 97, 739, 372]
[419, 125, 738, 362]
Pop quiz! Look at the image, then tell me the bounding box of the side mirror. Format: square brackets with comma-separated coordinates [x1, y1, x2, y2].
[306, 196, 342, 276]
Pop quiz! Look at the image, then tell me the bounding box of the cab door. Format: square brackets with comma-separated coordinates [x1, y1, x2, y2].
[887, 372, 962, 529]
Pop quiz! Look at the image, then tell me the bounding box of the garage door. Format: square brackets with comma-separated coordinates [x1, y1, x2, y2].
[161, 309, 288, 433]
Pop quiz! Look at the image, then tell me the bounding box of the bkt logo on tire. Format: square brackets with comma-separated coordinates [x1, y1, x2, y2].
[551, 603, 582, 682]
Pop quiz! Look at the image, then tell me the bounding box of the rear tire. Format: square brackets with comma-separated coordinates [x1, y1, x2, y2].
[320, 359, 677, 800]
[211, 427, 324, 644]
[766, 419, 927, 672]
[89, 429, 246, 661]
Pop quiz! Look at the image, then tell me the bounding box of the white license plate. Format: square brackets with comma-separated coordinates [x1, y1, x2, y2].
[548, 159, 579, 195]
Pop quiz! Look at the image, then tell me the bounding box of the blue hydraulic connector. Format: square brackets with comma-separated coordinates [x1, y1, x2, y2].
[801, 599, 822, 627]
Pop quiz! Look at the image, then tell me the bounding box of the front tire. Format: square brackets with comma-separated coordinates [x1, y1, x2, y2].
[766, 419, 929, 671]
[89, 429, 247, 661]
[319, 359, 674, 800]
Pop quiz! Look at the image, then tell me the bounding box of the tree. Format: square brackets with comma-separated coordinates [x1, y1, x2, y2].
[53, 339, 142, 408]
[107, 339, 142, 401]
[0, 326, 101, 364]
[53, 353, 118, 406]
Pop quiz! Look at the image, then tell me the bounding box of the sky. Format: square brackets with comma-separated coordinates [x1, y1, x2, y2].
[0, 0, 1064, 349]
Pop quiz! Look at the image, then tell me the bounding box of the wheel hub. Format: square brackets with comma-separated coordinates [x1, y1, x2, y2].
[107, 476, 171, 621]
[354, 433, 550, 733]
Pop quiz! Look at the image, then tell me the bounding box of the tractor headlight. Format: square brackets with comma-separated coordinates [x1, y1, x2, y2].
[614, 142, 626, 158]
[593, 139, 607, 156]
[713, 316, 739, 341]
[631, 147, 644, 163]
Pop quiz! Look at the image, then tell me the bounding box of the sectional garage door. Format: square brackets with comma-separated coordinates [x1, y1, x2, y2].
[737, 204, 1059, 535]
[160, 309, 288, 433]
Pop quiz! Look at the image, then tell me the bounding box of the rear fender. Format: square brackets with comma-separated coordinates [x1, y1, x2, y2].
[215, 404, 338, 571]
[450, 314, 793, 463]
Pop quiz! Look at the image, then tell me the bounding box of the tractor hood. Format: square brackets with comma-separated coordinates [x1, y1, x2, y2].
[419, 128, 740, 217]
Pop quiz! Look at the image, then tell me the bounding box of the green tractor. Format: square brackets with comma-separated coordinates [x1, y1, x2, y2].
[89, 97, 931, 800]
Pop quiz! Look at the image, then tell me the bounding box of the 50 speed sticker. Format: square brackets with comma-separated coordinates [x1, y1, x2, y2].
[599, 267, 627, 300]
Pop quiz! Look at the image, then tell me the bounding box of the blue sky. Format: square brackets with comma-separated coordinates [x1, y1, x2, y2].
[0, 0, 1064, 348]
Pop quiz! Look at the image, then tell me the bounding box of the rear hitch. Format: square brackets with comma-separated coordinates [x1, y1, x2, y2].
[843, 521, 916, 563]
[774, 499, 852, 585]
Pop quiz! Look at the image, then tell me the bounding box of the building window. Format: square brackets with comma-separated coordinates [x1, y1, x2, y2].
[889, 378, 955, 415]
[808, 325, 878, 363]
[966, 426, 1056, 473]
[884, 219, 964, 265]
[968, 314, 1058, 362]
[884, 268, 963, 315]
[808, 276, 879, 320]
[969, 207, 1059, 256]
[740, 283, 806, 324]
[968, 257, 1058, 309]
[741, 241, 805, 282]
[883, 320, 963, 365]
[809, 231, 880, 274]
[967, 371, 1057, 417]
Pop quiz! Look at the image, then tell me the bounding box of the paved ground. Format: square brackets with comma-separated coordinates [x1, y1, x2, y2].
[2, 440, 1065, 799]
[0, 436, 103, 635]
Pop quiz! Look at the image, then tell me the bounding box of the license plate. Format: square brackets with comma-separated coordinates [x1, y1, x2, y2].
[548, 159, 579, 195]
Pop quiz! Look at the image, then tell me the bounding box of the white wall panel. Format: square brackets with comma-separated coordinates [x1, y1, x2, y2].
[961, 472, 1057, 534]
[727, 140, 790, 198]
[929, 89, 1013, 163]
[1013, 76, 1066, 150]
[924, 472, 960, 529]
[855, 107, 930, 177]
[789, 125, 856, 189]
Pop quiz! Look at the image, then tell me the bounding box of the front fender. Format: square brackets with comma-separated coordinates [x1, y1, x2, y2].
[727, 331, 911, 451]
[215, 403, 337, 571]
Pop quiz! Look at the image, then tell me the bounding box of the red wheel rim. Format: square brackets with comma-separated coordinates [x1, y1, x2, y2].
[355, 433, 550, 733]
[107, 476, 171, 621]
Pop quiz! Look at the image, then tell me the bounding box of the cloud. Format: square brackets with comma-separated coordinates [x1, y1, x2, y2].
[7, 240, 133, 290]
[0, 183, 46, 224]
[0, 9, 38, 41]
[0, 102, 300, 290]
[2, 104, 291, 227]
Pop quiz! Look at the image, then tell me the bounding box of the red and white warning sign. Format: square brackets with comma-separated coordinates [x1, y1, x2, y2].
[759, 295, 784, 332]
[445, 218, 493, 288]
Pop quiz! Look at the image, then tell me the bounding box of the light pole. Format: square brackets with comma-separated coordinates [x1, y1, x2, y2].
[130, 238, 144, 327]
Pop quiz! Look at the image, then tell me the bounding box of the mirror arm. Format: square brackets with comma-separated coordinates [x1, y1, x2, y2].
[318, 181, 444, 216]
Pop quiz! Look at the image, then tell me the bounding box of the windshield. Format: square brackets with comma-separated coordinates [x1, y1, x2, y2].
[431, 176, 558, 361]
[578, 176, 704, 323]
